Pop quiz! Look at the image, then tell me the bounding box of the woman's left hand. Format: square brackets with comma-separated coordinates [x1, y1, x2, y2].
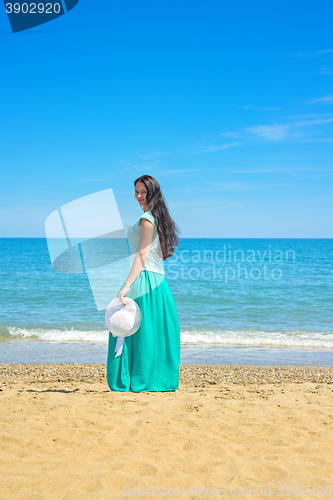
[119, 284, 131, 306]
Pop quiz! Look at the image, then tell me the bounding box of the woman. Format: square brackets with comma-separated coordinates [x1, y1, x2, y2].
[106, 175, 181, 393]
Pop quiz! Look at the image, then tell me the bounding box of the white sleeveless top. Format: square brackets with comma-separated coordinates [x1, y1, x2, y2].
[127, 210, 165, 275]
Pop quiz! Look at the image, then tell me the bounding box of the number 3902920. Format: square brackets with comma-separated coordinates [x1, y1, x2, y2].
[5, 3, 61, 14]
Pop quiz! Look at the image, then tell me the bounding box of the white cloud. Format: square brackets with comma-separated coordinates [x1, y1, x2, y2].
[206, 181, 286, 191]
[246, 125, 288, 141]
[316, 48, 333, 54]
[120, 162, 162, 172]
[292, 48, 333, 57]
[292, 51, 314, 57]
[236, 105, 282, 111]
[158, 169, 200, 174]
[309, 95, 333, 103]
[220, 114, 333, 143]
[192, 141, 241, 153]
[137, 152, 166, 159]
[230, 166, 313, 174]
[319, 68, 333, 75]
[169, 200, 244, 209]
[220, 124, 291, 141]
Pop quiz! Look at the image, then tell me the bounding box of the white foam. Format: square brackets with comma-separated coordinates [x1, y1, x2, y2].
[181, 329, 333, 348]
[7, 326, 109, 343]
[6, 326, 333, 348]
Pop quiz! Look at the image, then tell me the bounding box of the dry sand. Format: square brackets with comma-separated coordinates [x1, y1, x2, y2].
[0, 364, 333, 499]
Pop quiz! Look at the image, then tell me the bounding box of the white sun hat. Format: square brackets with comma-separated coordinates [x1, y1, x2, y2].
[105, 297, 141, 357]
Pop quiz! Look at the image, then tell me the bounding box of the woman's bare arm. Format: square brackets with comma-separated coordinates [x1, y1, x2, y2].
[118, 218, 154, 304]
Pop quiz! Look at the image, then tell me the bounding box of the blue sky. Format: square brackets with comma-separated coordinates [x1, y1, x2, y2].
[1, 0, 333, 238]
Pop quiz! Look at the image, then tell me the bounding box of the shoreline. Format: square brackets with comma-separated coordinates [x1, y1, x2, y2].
[1, 363, 333, 384]
[1, 340, 333, 366]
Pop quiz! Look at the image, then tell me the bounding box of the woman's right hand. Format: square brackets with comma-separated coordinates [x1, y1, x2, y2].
[119, 283, 131, 306]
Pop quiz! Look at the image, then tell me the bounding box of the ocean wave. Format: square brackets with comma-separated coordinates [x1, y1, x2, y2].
[181, 329, 333, 348]
[3, 325, 333, 348]
[6, 326, 109, 343]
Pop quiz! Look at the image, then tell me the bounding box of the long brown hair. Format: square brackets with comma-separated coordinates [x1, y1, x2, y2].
[134, 175, 181, 260]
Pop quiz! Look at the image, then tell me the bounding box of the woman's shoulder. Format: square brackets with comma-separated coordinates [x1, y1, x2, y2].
[139, 210, 155, 226]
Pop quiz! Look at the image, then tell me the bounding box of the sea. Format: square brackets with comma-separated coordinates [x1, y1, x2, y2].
[0, 238, 332, 366]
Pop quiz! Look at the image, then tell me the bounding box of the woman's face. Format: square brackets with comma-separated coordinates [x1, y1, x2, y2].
[135, 181, 148, 207]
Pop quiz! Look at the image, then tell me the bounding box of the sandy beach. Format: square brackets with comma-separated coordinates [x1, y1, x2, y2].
[1, 364, 332, 499]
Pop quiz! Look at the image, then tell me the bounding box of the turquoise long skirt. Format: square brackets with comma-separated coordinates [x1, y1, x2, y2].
[106, 269, 180, 392]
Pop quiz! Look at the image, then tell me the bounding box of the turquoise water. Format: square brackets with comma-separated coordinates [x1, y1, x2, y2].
[1, 238, 332, 365]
